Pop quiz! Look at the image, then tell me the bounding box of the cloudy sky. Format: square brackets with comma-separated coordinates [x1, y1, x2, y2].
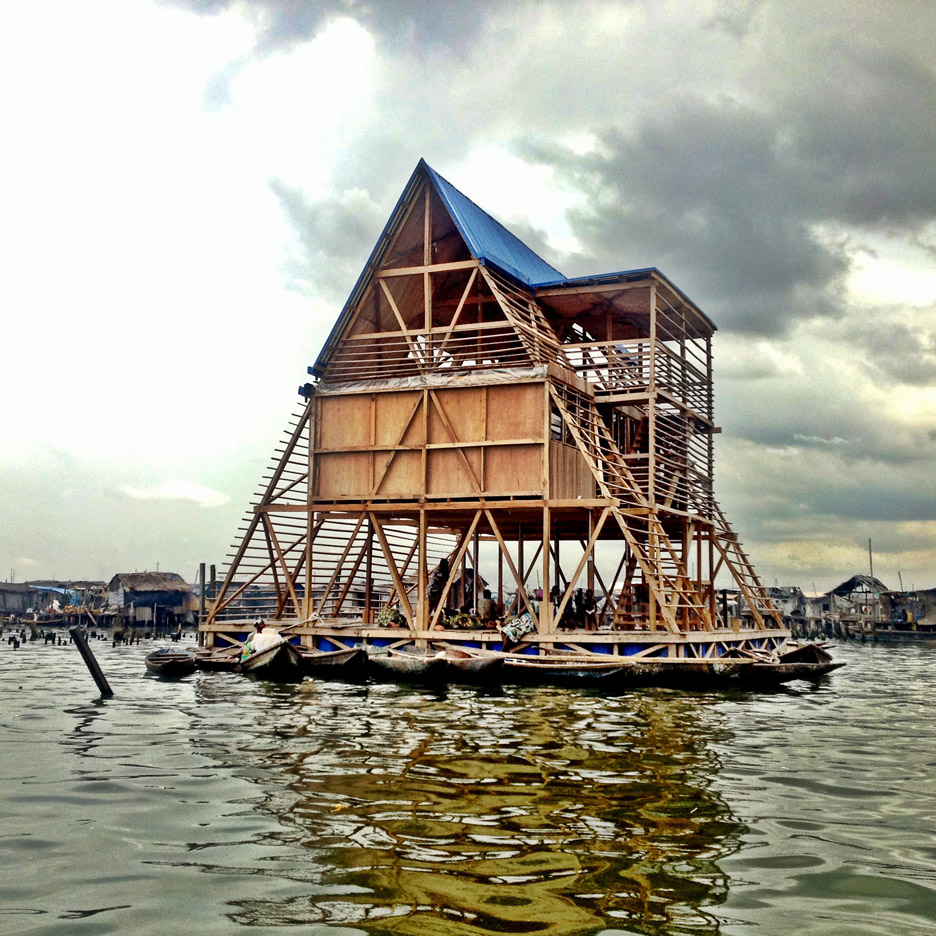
[2, 0, 934, 593]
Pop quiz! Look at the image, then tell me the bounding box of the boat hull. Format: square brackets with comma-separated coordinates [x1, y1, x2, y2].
[240, 639, 304, 680]
[298, 646, 365, 677]
[367, 648, 448, 682]
[145, 649, 196, 677]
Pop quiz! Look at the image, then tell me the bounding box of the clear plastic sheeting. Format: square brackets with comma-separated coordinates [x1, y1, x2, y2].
[317, 364, 549, 396]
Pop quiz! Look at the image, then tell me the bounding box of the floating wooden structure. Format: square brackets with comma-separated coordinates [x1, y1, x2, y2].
[200, 159, 791, 674]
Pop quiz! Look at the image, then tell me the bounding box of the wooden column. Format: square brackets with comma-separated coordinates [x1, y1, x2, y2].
[497, 540, 504, 613]
[541, 506, 552, 633]
[517, 525, 524, 614]
[648, 282, 658, 507]
[364, 518, 374, 624]
[472, 529, 480, 610]
[587, 510, 595, 592]
[417, 508, 428, 631]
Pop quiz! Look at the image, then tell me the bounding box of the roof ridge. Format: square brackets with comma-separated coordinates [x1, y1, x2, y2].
[421, 160, 565, 288]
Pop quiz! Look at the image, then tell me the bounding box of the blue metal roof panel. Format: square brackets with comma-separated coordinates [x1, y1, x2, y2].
[423, 162, 565, 288]
[532, 267, 659, 288]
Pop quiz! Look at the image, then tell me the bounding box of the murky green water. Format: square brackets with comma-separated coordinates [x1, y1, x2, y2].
[0, 638, 933, 935]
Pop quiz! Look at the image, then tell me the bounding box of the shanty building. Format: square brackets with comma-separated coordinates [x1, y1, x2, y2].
[0, 583, 34, 615]
[107, 572, 194, 630]
[201, 160, 787, 660]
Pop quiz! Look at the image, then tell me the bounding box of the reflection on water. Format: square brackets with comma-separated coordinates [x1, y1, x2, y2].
[2, 640, 936, 935]
[218, 681, 743, 935]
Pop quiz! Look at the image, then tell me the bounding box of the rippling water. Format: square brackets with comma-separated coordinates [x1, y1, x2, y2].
[1, 637, 934, 935]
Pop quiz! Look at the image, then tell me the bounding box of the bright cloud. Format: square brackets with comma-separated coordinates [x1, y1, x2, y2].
[121, 482, 231, 509]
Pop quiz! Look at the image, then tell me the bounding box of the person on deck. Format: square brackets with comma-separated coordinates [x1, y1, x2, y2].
[242, 619, 280, 659]
[583, 589, 599, 631]
[477, 589, 499, 627]
[427, 558, 450, 616]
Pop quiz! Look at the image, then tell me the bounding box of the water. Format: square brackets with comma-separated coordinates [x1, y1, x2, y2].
[1, 638, 934, 935]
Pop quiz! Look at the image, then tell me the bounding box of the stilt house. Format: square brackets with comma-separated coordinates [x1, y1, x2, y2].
[202, 160, 786, 659]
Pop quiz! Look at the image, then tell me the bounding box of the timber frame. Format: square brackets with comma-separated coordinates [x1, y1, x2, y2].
[201, 160, 788, 659]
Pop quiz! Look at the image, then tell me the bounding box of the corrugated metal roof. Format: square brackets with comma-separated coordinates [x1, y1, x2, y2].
[423, 162, 565, 288]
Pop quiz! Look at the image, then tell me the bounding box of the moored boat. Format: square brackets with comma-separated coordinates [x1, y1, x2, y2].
[739, 642, 845, 685]
[239, 637, 304, 680]
[432, 643, 505, 679]
[298, 645, 365, 677]
[193, 645, 241, 672]
[367, 646, 448, 682]
[145, 647, 197, 677]
[502, 652, 628, 684]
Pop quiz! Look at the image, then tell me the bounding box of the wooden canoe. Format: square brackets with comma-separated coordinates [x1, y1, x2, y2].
[737, 642, 845, 685]
[442, 647, 505, 679]
[297, 645, 365, 677]
[145, 648, 196, 677]
[239, 638, 304, 680]
[193, 646, 241, 671]
[367, 646, 449, 681]
[502, 654, 628, 683]
[747, 660, 846, 684]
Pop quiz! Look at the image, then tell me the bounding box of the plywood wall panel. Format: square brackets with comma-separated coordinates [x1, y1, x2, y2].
[316, 452, 372, 497]
[379, 451, 423, 496]
[549, 441, 594, 499]
[429, 388, 483, 444]
[375, 391, 423, 446]
[319, 395, 372, 449]
[486, 384, 542, 441]
[485, 444, 541, 494]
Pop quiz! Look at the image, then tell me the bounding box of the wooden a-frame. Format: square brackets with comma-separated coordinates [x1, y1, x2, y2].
[201, 161, 786, 657]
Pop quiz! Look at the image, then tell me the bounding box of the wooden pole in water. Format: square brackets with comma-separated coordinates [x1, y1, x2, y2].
[69, 627, 114, 698]
[198, 563, 206, 622]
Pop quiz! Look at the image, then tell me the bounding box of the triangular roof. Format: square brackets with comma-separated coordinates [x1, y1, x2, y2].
[312, 159, 566, 375]
[311, 160, 712, 376]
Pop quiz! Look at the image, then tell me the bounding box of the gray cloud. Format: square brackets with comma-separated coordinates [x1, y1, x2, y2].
[269, 177, 385, 299]
[861, 319, 936, 386]
[515, 41, 936, 336]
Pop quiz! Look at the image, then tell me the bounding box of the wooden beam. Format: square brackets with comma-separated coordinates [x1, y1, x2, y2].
[555, 507, 610, 624]
[369, 512, 414, 626]
[375, 259, 480, 277]
[429, 513, 481, 629]
[485, 510, 539, 627]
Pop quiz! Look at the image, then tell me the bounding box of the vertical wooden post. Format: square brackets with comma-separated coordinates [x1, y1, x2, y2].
[541, 506, 552, 633]
[709, 531, 717, 629]
[364, 518, 374, 624]
[417, 508, 428, 631]
[306, 398, 316, 619]
[648, 282, 658, 508]
[198, 562, 206, 623]
[472, 529, 480, 611]
[586, 510, 595, 592]
[497, 538, 504, 613]
[198, 562, 206, 646]
[517, 525, 524, 614]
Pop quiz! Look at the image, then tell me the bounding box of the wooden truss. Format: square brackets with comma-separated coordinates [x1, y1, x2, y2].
[205, 166, 784, 644]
